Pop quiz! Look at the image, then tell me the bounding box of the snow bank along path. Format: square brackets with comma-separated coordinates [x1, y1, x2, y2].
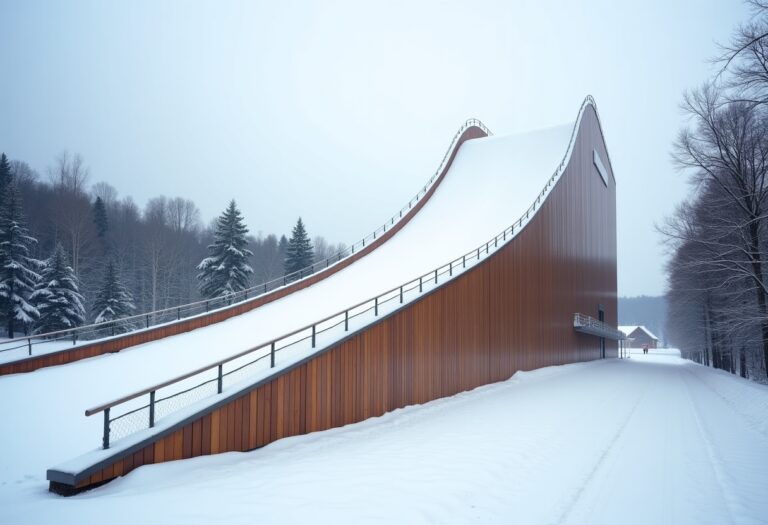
[5, 354, 767, 524]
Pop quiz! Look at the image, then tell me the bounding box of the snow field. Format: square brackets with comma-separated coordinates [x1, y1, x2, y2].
[3, 353, 767, 524]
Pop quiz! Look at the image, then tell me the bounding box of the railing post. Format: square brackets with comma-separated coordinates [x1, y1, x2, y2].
[463, 255, 466, 268]
[400, 286, 403, 304]
[375, 297, 378, 316]
[177, 307, 180, 320]
[264, 283, 268, 294]
[245, 289, 248, 300]
[486, 243, 489, 254]
[102, 408, 110, 449]
[28, 337, 32, 356]
[449, 261, 453, 276]
[345, 310, 349, 331]
[419, 276, 423, 293]
[477, 247, 480, 260]
[205, 301, 209, 313]
[284, 276, 287, 286]
[434, 269, 438, 284]
[72, 331, 76, 345]
[111, 324, 115, 337]
[312, 325, 316, 348]
[270, 343, 275, 368]
[495, 237, 498, 248]
[149, 390, 156, 428]
[218, 364, 223, 393]
[146, 313, 150, 328]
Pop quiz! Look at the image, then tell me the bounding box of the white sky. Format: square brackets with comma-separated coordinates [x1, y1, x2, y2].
[0, 0, 750, 296]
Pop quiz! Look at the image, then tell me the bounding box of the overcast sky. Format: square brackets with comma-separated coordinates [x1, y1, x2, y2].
[0, 0, 750, 297]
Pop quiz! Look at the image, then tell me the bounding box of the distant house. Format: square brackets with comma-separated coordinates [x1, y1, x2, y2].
[619, 325, 659, 349]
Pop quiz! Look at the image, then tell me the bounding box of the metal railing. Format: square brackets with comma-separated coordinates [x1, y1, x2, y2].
[0, 119, 492, 362]
[83, 96, 600, 450]
[573, 313, 625, 340]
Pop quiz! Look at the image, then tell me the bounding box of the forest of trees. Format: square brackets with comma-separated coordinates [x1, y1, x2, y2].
[0, 151, 345, 339]
[664, 1, 768, 382]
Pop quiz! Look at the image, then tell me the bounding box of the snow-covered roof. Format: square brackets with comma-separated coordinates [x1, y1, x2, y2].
[619, 325, 659, 341]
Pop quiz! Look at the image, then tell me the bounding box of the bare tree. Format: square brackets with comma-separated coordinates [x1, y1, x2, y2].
[667, 85, 768, 375]
[91, 181, 119, 209]
[166, 197, 201, 233]
[48, 151, 90, 194]
[10, 160, 39, 186]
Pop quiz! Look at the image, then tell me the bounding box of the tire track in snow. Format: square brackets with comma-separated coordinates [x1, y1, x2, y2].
[553, 388, 645, 525]
[680, 368, 743, 524]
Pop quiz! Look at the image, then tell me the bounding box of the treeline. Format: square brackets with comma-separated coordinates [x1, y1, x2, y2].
[0, 152, 344, 338]
[664, 1, 768, 382]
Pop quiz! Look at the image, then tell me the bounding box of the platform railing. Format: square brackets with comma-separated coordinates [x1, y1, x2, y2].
[0, 119, 492, 361]
[83, 96, 600, 449]
[573, 313, 625, 340]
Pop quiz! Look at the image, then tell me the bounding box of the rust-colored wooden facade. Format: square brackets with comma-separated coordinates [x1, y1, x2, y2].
[1, 127, 486, 377]
[49, 105, 616, 493]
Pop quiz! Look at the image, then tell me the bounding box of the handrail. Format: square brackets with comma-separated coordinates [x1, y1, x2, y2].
[84, 96, 606, 449]
[573, 313, 625, 340]
[0, 118, 492, 360]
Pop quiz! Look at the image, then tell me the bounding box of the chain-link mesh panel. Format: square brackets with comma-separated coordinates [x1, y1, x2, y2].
[154, 380, 219, 423]
[109, 406, 150, 443]
[223, 354, 271, 389]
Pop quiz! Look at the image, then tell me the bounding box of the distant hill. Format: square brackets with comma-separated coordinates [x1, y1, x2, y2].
[618, 295, 667, 345]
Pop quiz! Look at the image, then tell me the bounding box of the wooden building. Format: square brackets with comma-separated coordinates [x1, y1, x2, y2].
[47, 97, 620, 495]
[619, 325, 659, 349]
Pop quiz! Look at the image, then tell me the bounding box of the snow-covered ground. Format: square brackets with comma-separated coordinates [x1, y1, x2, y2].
[2, 353, 766, 524]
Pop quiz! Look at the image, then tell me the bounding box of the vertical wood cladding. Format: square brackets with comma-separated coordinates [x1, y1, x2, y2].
[68, 106, 616, 491]
[3, 127, 487, 377]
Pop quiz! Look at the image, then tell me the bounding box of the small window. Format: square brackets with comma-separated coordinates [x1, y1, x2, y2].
[593, 149, 609, 187]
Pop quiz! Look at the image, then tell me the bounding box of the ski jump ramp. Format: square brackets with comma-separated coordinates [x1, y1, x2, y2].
[31, 97, 617, 494]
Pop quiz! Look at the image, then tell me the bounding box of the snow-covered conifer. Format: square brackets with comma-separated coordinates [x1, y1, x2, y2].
[0, 153, 12, 205]
[0, 184, 41, 337]
[92, 260, 135, 326]
[197, 200, 253, 299]
[31, 243, 86, 334]
[284, 217, 314, 276]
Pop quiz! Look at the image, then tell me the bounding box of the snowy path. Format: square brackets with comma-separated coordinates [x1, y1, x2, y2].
[3, 353, 766, 524]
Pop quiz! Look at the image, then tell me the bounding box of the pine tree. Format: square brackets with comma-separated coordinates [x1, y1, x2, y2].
[278, 234, 288, 261]
[0, 185, 41, 337]
[284, 217, 314, 276]
[93, 196, 109, 239]
[0, 153, 11, 206]
[30, 243, 85, 334]
[92, 260, 135, 326]
[197, 200, 253, 299]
